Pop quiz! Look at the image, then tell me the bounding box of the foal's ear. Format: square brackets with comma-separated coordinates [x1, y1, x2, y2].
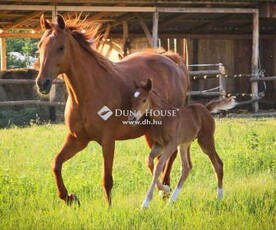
[40, 14, 51, 30]
[145, 79, 153, 91]
[57, 14, 66, 30]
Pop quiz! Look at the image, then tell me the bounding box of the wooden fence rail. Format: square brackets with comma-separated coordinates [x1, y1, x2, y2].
[249, 76, 276, 82]
[0, 79, 63, 85]
[1, 64, 276, 113]
[187, 63, 226, 99]
[0, 100, 64, 107]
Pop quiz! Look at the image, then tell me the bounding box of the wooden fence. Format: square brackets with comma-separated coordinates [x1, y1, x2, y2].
[188, 63, 276, 110]
[0, 79, 65, 107]
[0, 65, 275, 115]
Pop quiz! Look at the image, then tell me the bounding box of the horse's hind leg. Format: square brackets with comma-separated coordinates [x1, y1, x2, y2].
[52, 134, 88, 205]
[170, 144, 192, 203]
[198, 134, 224, 199]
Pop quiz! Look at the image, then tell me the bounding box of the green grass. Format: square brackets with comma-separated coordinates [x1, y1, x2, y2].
[0, 118, 275, 229]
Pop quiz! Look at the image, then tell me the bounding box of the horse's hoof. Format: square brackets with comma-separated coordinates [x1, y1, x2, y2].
[217, 188, 223, 199]
[66, 193, 80, 206]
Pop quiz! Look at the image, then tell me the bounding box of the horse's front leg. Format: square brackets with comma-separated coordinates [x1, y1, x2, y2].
[52, 134, 88, 205]
[101, 137, 115, 206]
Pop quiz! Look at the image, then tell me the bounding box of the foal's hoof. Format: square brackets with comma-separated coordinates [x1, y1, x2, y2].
[66, 193, 80, 206]
[159, 185, 171, 200]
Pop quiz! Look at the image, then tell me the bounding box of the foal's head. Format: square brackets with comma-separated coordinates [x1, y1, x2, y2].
[129, 79, 153, 121]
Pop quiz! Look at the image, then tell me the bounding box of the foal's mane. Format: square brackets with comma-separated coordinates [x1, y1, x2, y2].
[64, 17, 118, 76]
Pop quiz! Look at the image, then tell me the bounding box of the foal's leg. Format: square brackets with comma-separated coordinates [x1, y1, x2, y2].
[170, 144, 192, 203]
[198, 134, 224, 199]
[145, 135, 176, 188]
[145, 144, 160, 174]
[141, 145, 176, 208]
[52, 134, 88, 205]
[146, 144, 170, 193]
[161, 150, 177, 187]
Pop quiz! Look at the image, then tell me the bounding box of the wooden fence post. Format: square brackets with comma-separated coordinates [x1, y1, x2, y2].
[251, 10, 259, 112]
[49, 7, 58, 121]
[152, 11, 159, 48]
[0, 37, 7, 70]
[219, 63, 226, 99]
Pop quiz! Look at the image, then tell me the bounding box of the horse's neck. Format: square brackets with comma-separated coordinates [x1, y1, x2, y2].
[63, 49, 117, 105]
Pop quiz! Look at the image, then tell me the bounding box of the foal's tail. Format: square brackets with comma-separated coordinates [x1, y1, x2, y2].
[205, 97, 236, 113]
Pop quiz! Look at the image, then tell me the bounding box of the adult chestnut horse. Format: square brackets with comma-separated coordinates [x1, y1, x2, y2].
[36, 14, 189, 205]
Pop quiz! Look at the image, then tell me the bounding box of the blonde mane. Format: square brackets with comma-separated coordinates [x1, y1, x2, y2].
[64, 17, 118, 76]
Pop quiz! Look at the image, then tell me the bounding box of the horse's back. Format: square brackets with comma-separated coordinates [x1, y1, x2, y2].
[119, 51, 189, 107]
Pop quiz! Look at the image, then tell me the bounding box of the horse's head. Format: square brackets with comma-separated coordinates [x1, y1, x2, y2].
[36, 14, 71, 94]
[128, 79, 152, 122]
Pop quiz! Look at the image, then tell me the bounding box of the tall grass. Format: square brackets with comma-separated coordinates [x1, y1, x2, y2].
[0, 118, 275, 229]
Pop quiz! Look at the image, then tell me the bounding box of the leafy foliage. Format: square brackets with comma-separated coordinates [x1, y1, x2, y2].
[5, 37, 39, 69]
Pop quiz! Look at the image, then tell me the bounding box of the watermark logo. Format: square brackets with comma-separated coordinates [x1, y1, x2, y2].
[97, 105, 177, 122]
[97, 106, 113, 121]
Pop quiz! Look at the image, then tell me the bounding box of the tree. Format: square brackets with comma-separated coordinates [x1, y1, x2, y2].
[6, 37, 39, 69]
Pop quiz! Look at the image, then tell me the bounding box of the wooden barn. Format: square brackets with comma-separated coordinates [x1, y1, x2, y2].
[0, 0, 276, 115]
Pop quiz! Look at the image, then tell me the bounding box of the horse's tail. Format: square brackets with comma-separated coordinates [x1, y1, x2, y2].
[205, 97, 236, 113]
[162, 51, 186, 67]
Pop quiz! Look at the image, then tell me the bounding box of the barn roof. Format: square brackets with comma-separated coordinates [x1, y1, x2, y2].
[0, 1, 275, 37]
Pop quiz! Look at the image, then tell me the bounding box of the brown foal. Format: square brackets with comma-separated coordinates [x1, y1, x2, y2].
[129, 79, 236, 208]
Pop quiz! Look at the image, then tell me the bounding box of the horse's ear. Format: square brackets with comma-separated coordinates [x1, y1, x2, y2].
[145, 79, 152, 91]
[57, 14, 66, 30]
[40, 14, 51, 30]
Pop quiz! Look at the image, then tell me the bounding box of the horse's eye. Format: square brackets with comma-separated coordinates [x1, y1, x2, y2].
[58, 45, 64, 52]
[143, 99, 146, 103]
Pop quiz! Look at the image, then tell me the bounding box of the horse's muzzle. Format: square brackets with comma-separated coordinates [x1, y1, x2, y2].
[36, 78, 52, 95]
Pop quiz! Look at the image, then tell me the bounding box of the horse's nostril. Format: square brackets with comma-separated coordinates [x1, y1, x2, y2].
[37, 78, 52, 94]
